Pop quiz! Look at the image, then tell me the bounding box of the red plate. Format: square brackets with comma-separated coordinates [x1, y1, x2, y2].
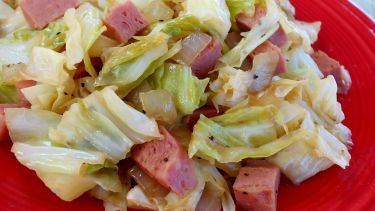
[1, 0, 374, 211]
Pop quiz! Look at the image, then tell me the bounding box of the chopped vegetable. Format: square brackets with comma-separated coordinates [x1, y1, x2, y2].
[151, 63, 209, 115]
[0, 0, 353, 209]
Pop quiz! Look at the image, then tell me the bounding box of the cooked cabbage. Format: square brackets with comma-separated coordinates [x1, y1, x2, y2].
[151, 63, 209, 115]
[64, 3, 106, 75]
[220, 0, 280, 67]
[95, 33, 173, 97]
[184, 0, 231, 40]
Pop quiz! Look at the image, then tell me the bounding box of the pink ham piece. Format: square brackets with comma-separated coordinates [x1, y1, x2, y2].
[268, 27, 289, 48]
[131, 127, 198, 196]
[233, 166, 280, 211]
[191, 38, 222, 79]
[249, 41, 287, 75]
[236, 6, 266, 32]
[103, 1, 149, 43]
[21, 0, 79, 29]
[311, 50, 352, 94]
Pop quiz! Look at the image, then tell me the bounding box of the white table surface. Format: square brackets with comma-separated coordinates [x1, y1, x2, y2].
[350, 0, 375, 21]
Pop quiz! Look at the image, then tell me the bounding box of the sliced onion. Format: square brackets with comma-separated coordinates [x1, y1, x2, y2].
[140, 89, 177, 124]
[196, 183, 222, 211]
[125, 81, 152, 111]
[173, 32, 212, 65]
[128, 165, 169, 198]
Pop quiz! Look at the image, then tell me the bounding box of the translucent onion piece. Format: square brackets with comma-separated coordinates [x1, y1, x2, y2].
[173, 32, 212, 65]
[140, 89, 178, 124]
[196, 183, 222, 211]
[128, 165, 169, 198]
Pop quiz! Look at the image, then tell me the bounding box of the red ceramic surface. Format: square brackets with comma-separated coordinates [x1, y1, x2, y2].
[0, 0, 374, 211]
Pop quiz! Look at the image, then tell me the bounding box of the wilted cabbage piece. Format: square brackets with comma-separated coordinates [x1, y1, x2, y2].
[37, 172, 97, 201]
[184, 0, 231, 40]
[151, 63, 209, 115]
[188, 100, 311, 163]
[226, 0, 256, 25]
[5, 108, 61, 143]
[193, 160, 235, 211]
[0, 36, 38, 66]
[95, 33, 182, 97]
[13, 21, 67, 51]
[6, 87, 160, 202]
[220, 0, 280, 67]
[267, 114, 350, 184]
[283, 47, 323, 79]
[64, 3, 106, 75]
[0, 7, 29, 37]
[210, 66, 254, 108]
[157, 15, 207, 38]
[0, 20, 68, 70]
[21, 84, 73, 114]
[50, 87, 161, 161]
[279, 11, 321, 53]
[304, 75, 344, 123]
[12, 143, 107, 175]
[22, 47, 70, 86]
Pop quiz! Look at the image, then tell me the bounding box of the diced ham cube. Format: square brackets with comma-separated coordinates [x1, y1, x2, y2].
[236, 6, 266, 32]
[103, 1, 149, 43]
[131, 127, 198, 196]
[311, 50, 352, 94]
[249, 41, 287, 75]
[233, 166, 280, 211]
[191, 38, 222, 79]
[21, 0, 79, 29]
[186, 106, 223, 130]
[268, 27, 289, 48]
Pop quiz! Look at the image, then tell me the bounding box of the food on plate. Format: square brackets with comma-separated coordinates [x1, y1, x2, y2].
[0, 0, 353, 210]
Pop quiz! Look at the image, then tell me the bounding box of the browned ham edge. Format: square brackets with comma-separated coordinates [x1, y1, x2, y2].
[236, 6, 266, 32]
[103, 1, 149, 43]
[131, 127, 198, 196]
[311, 50, 352, 94]
[249, 41, 287, 75]
[186, 106, 223, 130]
[21, 0, 79, 29]
[268, 27, 289, 48]
[191, 38, 222, 79]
